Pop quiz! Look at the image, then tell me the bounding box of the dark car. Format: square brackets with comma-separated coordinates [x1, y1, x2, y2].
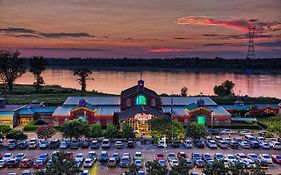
[70, 140, 79, 149]
[49, 139, 60, 149]
[250, 140, 260, 149]
[230, 141, 239, 149]
[19, 158, 33, 168]
[127, 139, 134, 148]
[8, 140, 17, 150]
[81, 140, 89, 149]
[120, 156, 131, 168]
[6, 159, 19, 168]
[172, 140, 180, 148]
[99, 151, 109, 162]
[18, 140, 28, 149]
[195, 139, 205, 148]
[90, 140, 99, 149]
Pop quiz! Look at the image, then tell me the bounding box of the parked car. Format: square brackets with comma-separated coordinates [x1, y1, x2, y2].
[33, 159, 44, 169]
[270, 141, 281, 150]
[192, 153, 202, 161]
[8, 139, 17, 150]
[108, 158, 117, 167]
[170, 159, 179, 167]
[195, 159, 204, 168]
[202, 153, 212, 162]
[217, 140, 228, 149]
[115, 140, 123, 149]
[21, 170, 32, 175]
[101, 139, 111, 149]
[247, 153, 260, 163]
[206, 140, 217, 149]
[235, 153, 247, 160]
[239, 141, 251, 149]
[230, 141, 239, 149]
[39, 139, 49, 149]
[177, 152, 187, 159]
[185, 158, 194, 168]
[120, 156, 131, 168]
[214, 153, 224, 161]
[15, 153, 26, 161]
[195, 139, 205, 148]
[70, 140, 79, 149]
[250, 140, 260, 149]
[59, 141, 69, 149]
[158, 139, 167, 148]
[259, 154, 272, 164]
[158, 159, 166, 167]
[271, 155, 281, 164]
[38, 153, 49, 163]
[167, 153, 177, 162]
[6, 159, 19, 168]
[134, 152, 143, 160]
[81, 140, 89, 149]
[49, 139, 60, 149]
[127, 139, 134, 148]
[75, 153, 85, 162]
[90, 140, 99, 149]
[112, 153, 120, 162]
[224, 154, 237, 163]
[172, 139, 180, 148]
[183, 139, 193, 148]
[99, 151, 109, 162]
[18, 140, 28, 149]
[28, 138, 38, 149]
[19, 158, 33, 168]
[88, 151, 97, 162]
[134, 159, 143, 168]
[0, 160, 7, 168]
[155, 154, 165, 161]
[3, 153, 13, 161]
[80, 170, 89, 175]
[260, 141, 270, 149]
[83, 158, 94, 168]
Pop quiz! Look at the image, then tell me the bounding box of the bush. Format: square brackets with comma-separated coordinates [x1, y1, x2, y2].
[6, 129, 27, 140]
[0, 124, 11, 133]
[34, 120, 48, 125]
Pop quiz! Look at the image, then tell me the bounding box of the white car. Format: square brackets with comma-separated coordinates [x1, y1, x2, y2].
[183, 139, 193, 148]
[15, 153, 26, 161]
[101, 139, 111, 149]
[0, 160, 6, 168]
[259, 154, 273, 164]
[115, 140, 123, 149]
[243, 158, 256, 169]
[158, 140, 167, 148]
[3, 153, 13, 161]
[83, 158, 94, 168]
[29, 138, 38, 149]
[247, 153, 259, 163]
[236, 153, 247, 160]
[75, 153, 84, 162]
[260, 141, 270, 149]
[170, 159, 179, 167]
[270, 141, 281, 150]
[134, 159, 143, 168]
[207, 140, 217, 148]
[239, 141, 251, 149]
[224, 154, 237, 163]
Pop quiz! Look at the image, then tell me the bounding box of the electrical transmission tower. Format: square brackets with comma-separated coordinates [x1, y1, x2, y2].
[246, 25, 256, 59]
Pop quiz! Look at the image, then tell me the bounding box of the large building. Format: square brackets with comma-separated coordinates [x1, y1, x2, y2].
[52, 80, 232, 133]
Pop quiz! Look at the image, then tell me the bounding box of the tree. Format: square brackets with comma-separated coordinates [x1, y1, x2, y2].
[89, 124, 102, 138]
[0, 49, 26, 91]
[6, 129, 27, 140]
[121, 124, 135, 139]
[214, 80, 235, 96]
[145, 161, 168, 175]
[123, 164, 140, 175]
[0, 124, 11, 134]
[36, 125, 56, 140]
[104, 124, 118, 138]
[180, 87, 188, 96]
[202, 160, 229, 175]
[44, 151, 81, 175]
[186, 122, 207, 141]
[169, 158, 191, 175]
[73, 69, 93, 96]
[29, 56, 47, 91]
[61, 119, 90, 140]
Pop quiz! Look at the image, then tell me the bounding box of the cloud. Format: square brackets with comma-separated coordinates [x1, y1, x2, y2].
[256, 41, 281, 47]
[145, 48, 187, 53]
[175, 16, 281, 33]
[25, 47, 105, 51]
[0, 27, 94, 38]
[173, 37, 192, 40]
[123, 37, 163, 42]
[201, 33, 279, 40]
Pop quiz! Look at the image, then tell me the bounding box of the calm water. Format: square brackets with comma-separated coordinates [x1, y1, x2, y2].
[15, 69, 281, 98]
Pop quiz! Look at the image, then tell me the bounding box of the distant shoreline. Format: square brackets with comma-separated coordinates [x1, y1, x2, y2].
[47, 65, 281, 74]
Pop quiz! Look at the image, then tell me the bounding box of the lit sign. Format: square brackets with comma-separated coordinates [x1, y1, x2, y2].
[134, 113, 152, 121]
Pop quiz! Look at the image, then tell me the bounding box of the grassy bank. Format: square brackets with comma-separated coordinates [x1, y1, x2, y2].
[0, 84, 115, 106]
[1, 84, 280, 106]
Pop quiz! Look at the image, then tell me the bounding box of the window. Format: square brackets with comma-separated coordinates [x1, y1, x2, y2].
[197, 115, 205, 125]
[151, 98, 156, 107]
[126, 98, 131, 107]
[136, 95, 147, 105]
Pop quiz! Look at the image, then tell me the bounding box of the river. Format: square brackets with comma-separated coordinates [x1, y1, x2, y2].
[15, 69, 281, 98]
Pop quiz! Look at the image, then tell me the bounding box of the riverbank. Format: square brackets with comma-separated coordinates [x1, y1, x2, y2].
[1, 84, 280, 106]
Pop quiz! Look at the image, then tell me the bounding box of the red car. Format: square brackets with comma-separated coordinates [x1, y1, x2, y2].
[66, 152, 74, 160]
[271, 155, 281, 164]
[33, 159, 44, 169]
[155, 154, 165, 161]
[19, 158, 33, 168]
[177, 152, 187, 159]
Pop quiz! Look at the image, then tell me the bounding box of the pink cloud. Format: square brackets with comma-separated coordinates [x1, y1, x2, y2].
[145, 48, 187, 53]
[175, 16, 280, 33]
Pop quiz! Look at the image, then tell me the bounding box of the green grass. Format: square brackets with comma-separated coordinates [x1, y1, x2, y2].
[258, 115, 281, 136]
[1, 84, 115, 106]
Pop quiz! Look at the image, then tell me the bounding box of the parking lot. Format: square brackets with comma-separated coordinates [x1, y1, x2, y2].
[0, 132, 281, 175]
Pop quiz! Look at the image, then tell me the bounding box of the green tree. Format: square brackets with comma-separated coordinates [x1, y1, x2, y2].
[214, 80, 235, 96]
[36, 125, 56, 140]
[29, 56, 47, 91]
[180, 87, 188, 97]
[145, 161, 168, 175]
[89, 124, 102, 138]
[0, 49, 26, 91]
[186, 122, 207, 141]
[104, 124, 118, 138]
[121, 124, 135, 139]
[0, 124, 11, 134]
[61, 119, 90, 140]
[73, 69, 93, 96]
[202, 160, 229, 175]
[169, 158, 191, 175]
[123, 164, 140, 175]
[6, 129, 27, 140]
[44, 151, 81, 175]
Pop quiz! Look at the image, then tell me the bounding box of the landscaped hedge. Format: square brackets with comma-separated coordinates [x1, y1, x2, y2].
[212, 124, 260, 130]
[23, 120, 48, 131]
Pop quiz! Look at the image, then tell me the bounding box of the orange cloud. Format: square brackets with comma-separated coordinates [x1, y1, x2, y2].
[175, 16, 281, 33]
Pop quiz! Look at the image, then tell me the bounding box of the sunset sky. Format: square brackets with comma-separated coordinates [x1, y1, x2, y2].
[0, 0, 280, 58]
